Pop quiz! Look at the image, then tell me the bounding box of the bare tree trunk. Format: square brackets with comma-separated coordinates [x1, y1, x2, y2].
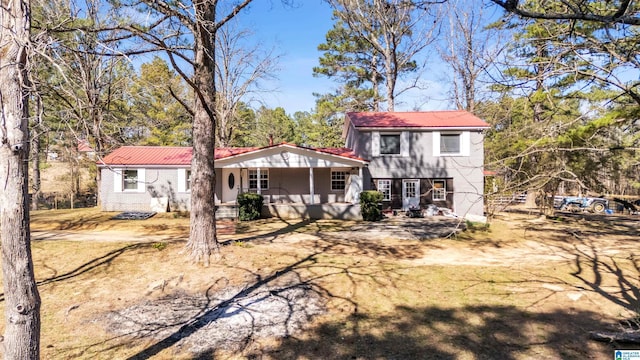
[186, 2, 220, 266]
[0, 0, 41, 357]
[370, 53, 380, 112]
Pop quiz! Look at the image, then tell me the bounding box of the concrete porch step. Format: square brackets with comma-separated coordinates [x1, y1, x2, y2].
[216, 205, 238, 219]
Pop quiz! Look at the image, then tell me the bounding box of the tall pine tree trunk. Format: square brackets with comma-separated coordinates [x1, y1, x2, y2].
[186, 1, 219, 266]
[0, 0, 41, 357]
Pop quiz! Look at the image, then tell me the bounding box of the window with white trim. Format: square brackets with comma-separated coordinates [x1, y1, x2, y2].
[178, 169, 191, 192]
[249, 169, 268, 190]
[331, 171, 347, 191]
[433, 131, 470, 156]
[377, 180, 391, 201]
[432, 180, 446, 201]
[123, 170, 139, 190]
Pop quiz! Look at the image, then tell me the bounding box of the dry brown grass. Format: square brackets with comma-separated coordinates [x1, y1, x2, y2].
[1, 210, 638, 359]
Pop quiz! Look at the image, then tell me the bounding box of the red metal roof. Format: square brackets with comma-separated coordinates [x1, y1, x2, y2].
[315, 147, 365, 161]
[99, 146, 192, 166]
[347, 111, 490, 129]
[99, 144, 366, 166]
[77, 139, 93, 152]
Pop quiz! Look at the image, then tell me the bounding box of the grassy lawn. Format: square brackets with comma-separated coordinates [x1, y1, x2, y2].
[1, 209, 638, 359]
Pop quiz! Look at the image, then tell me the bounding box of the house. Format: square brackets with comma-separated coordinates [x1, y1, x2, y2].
[77, 139, 96, 160]
[97, 111, 489, 220]
[344, 111, 489, 221]
[98, 143, 369, 219]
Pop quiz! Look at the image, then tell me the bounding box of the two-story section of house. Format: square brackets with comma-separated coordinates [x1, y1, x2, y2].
[344, 111, 490, 219]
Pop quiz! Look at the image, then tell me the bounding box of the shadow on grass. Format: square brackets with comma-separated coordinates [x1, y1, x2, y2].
[119, 251, 344, 360]
[0, 243, 158, 302]
[570, 238, 640, 313]
[221, 218, 317, 245]
[261, 304, 616, 360]
[517, 212, 640, 241]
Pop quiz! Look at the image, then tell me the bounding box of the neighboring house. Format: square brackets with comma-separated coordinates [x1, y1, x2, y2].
[77, 139, 96, 160]
[98, 111, 489, 220]
[344, 111, 489, 220]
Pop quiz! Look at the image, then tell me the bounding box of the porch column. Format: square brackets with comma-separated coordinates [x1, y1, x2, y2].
[309, 167, 315, 204]
[257, 168, 261, 195]
[359, 166, 364, 198]
[349, 167, 363, 204]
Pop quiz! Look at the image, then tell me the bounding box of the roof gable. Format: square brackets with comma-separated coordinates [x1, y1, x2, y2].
[346, 111, 490, 129]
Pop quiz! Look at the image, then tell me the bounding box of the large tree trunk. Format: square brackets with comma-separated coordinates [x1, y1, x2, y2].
[0, 0, 42, 357]
[186, 2, 219, 266]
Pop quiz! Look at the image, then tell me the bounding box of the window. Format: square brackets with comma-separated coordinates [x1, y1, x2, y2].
[331, 171, 347, 191]
[434, 131, 470, 156]
[178, 169, 191, 192]
[440, 134, 461, 154]
[377, 180, 391, 201]
[249, 169, 268, 190]
[123, 170, 138, 190]
[432, 180, 446, 201]
[380, 134, 401, 155]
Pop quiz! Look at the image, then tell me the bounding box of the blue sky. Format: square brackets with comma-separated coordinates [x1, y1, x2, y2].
[237, 0, 451, 114]
[238, 1, 337, 113]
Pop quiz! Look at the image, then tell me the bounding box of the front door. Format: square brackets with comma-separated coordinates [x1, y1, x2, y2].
[222, 168, 241, 203]
[402, 179, 420, 210]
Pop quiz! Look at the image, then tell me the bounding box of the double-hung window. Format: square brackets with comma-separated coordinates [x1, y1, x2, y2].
[123, 170, 139, 190]
[377, 180, 391, 201]
[331, 171, 347, 191]
[432, 180, 446, 201]
[114, 168, 145, 192]
[440, 134, 461, 154]
[249, 169, 268, 190]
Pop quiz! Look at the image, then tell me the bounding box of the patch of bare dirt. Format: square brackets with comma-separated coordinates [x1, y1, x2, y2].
[103, 277, 325, 357]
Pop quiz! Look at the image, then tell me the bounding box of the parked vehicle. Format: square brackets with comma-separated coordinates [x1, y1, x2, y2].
[557, 196, 609, 213]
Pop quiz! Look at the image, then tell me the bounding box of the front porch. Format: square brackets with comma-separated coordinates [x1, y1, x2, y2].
[214, 144, 369, 216]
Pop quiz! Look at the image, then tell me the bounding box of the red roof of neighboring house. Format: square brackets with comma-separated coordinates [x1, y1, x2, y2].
[99, 144, 366, 166]
[77, 139, 94, 152]
[347, 111, 490, 129]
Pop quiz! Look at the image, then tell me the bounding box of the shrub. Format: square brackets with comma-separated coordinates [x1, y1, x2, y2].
[237, 193, 264, 221]
[360, 190, 384, 221]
